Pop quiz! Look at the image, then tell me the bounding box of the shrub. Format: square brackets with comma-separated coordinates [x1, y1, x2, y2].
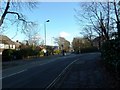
[11, 48, 35, 59]
[38, 51, 44, 56]
[2, 49, 14, 61]
[33, 50, 39, 56]
[101, 38, 120, 73]
[74, 50, 80, 54]
[2, 48, 44, 61]
[13, 50, 24, 60]
[54, 50, 61, 55]
[81, 47, 99, 53]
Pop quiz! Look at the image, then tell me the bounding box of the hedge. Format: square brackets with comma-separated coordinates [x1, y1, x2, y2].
[101, 38, 120, 73]
[53, 50, 61, 55]
[2, 48, 44, 61]
[80, 47, 99, 53]
[2, 49, 14, 61]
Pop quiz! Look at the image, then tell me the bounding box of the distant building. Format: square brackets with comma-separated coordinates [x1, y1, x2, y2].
[0, 35, 21, 54]
[93, 36, 106, 49]
[53, 46, 59, 50]
[14, 40, 21, 50]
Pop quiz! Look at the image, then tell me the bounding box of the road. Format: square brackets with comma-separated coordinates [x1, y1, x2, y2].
[2, 52, 116, 89]
[2, 54, 79, 88]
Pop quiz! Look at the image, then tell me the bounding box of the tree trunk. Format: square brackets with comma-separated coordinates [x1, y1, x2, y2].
[117, 22, 120, 38]
[100, 12, 109, 40]
[0, 0, 10, 27]
[114, 0, 120, 38]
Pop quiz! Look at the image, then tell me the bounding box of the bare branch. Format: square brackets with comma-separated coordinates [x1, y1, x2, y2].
[7, 11, 26, 22]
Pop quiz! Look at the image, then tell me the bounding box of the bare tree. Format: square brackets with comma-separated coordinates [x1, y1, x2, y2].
[80, 25, 96, 46]
[25, 25, 41, 46]
[54, 37, 70, 51]
[75, 2, 118, 41]
[113, 0, 120, 38]
[72, 37, 81, 53]
[72, 37, 91, 53]
[0, 0, 38, 33]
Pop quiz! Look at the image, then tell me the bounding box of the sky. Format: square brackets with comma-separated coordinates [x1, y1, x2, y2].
[2, 2, 84, 45]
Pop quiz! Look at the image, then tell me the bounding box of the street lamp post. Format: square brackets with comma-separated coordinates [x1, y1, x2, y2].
[44, 20, 50, 47]
[44, 20, 50, 56]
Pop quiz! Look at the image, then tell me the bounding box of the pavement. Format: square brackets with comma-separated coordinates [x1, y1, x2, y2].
[52, 53, 119, 88]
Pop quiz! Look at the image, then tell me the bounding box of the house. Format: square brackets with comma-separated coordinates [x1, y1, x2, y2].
[53, 46, 59, 50]
[93, 36, 106, 49]
[0, 35, 19, 54]
[14, 40, 21, 50]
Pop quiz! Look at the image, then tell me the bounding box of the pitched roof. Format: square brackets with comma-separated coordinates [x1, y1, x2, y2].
[0, 35, 15, 45]
[93, 36, 106, 42]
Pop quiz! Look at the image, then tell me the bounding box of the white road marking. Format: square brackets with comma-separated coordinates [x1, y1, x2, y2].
[0, 69, 27, 80]
[1, 58, 61, 80]
[1, 54, 76, 80]
[46, 58, 79, 89]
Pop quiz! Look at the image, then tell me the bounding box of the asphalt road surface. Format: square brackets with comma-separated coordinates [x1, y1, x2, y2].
[2, 54, 80, 88]
[2, 52, 116, 89]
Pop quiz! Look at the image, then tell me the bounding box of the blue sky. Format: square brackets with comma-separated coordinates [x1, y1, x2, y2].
[2, 2, 84, 45]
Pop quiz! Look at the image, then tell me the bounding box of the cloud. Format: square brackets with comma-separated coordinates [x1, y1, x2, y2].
[60, 31, 70, 38]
